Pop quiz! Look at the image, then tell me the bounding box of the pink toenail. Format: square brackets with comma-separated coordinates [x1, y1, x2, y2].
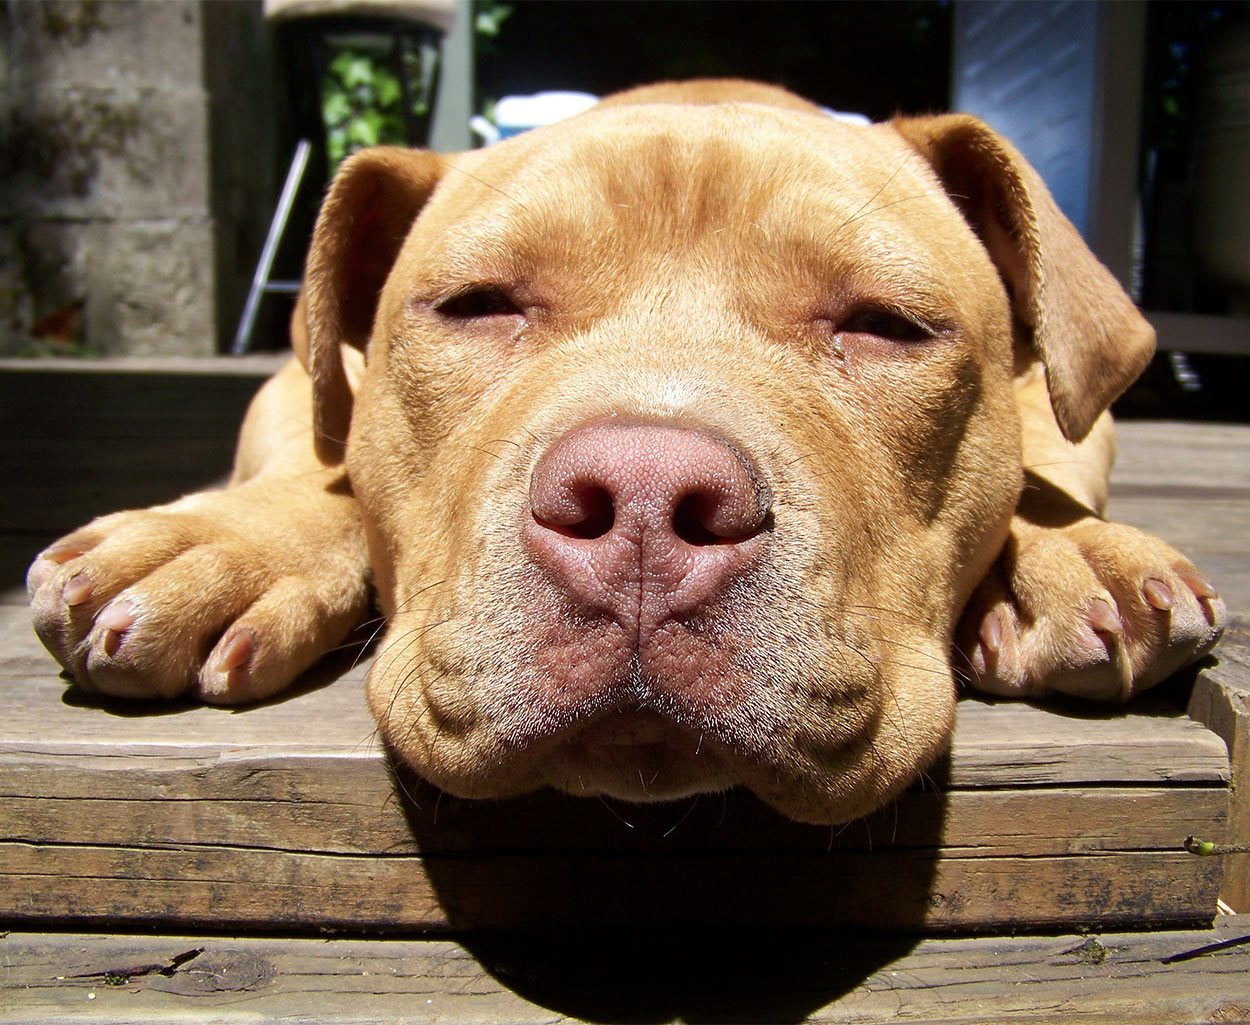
[96, 600, 136, 633]
[1180, 570, 1219, 601]
[95, 600, 136, 657]
[1143, 578, 1174, 611]
[1089, 598, 1123, 635]
[62, 573, 93, 606]
[979, 608, 1003, 653]
[44, 542, 87, 564]
[215, 629, 254, 673]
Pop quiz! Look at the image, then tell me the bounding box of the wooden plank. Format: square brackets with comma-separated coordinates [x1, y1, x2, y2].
[0, 605, 1229, 787]
[4, 922, 1250, 1024]
[0, 843, 1223, 932]
[1190, 633, 1250, 912]
[1105, 495, 1250, 614]
[1108, 421, 1250, 613]
[0, 355, 287, 376]
[0, 598, 1231, 931]
[0, 769, 1225, 858]
[0, 361, 277, 594]
[1148, 309, 1250, 355]
[0, 360, 278, 542]
[1112, 420, 1250, 489]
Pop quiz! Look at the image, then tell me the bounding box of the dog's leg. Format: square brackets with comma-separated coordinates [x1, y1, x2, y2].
[957, 368, 1225, 700]
[26, 357, 370, 703]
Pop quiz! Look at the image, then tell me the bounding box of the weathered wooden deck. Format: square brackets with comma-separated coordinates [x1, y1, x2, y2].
[0, 360, 1247, 1022]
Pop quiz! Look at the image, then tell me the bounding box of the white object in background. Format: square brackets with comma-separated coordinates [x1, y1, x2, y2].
[469, 92, 870, 146]
[471, 91, 600, 145]
[821, 107, 871, 126]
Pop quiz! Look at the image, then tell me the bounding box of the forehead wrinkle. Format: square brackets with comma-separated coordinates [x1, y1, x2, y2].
[419, 103, 978, 314]
[502, 110, 820, 257]
[542, 110, 937, 249]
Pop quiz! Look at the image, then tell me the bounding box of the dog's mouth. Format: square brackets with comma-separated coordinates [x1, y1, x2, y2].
[542, 709, 740, 801]
[574, 709, 677, 747]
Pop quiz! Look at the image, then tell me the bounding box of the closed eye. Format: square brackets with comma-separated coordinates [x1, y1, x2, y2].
[838, 307, 936, 343]
[434, 286, 523, 319]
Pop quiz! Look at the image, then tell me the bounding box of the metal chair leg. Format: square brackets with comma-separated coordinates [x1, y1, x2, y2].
[231, 138, 313, 355]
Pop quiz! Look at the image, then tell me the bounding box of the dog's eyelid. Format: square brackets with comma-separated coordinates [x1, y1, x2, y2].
[837, 304, 943, 343]
[432, 285, 524, 319]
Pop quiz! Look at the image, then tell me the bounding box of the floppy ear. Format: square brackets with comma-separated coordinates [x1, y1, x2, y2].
[891, 114, 1154, 442]
[300, 146, 446, 463]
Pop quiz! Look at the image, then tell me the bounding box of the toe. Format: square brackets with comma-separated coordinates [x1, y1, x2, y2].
[196, 578, 365, 705]
[82, 596, 193, 699]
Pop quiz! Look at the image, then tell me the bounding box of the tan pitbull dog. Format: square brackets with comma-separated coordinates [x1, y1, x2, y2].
[27, 82, 1225, 825]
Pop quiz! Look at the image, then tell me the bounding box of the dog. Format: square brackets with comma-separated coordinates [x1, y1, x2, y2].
[26, 81, 1225, 825]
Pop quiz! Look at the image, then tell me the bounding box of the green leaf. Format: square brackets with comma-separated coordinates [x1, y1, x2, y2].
[351, 109, 383, 147]
[343, 55, 374, 89]
[322, 91, 351, 124]
[375, 72, 402, 109]
[328, 50, 357, 81]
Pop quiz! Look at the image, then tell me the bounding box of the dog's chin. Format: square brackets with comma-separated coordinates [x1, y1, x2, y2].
[537, 700, 949, 825]
[538, 712, 741, 803]
[546, 756, 738, 805]
[390, 709, 923, 825]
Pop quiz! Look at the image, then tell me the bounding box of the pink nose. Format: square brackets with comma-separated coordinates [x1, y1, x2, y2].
[524, 423, 771, 621]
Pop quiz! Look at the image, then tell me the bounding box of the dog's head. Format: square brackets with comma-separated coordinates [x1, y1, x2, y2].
[298, 82, 1152, 824]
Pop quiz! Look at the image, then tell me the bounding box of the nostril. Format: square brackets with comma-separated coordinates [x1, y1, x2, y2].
[673, 494, 721, 546]
[563, 486, 615, 539]
[673, 493, 771, 546]
[529, 423, 773, 558]
[535, 485, 615, 540]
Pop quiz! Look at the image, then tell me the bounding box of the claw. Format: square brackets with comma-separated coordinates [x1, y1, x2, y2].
[979, 605, 1003, 653]
[215, 629, 254, 673]
[1142, 577, 1174, 611]
[43, 541, 88, 564]
[1178, 568, 1219, 601]
[969, 604, 1021, 691]
[62, 573, 93, 607]
[1088, 597, 1123, 636]
[201, 627, 262, 703]
[95, 600, 137, 657]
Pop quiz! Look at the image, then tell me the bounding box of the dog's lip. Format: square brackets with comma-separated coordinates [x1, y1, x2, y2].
[544, 708, 739, 801]
[569, 708, 695, 748]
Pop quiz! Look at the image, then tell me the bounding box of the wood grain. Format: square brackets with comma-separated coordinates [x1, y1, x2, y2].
[0, 601, 1233, 931]
[1189, 633, 1250, 912]
[0, 843, 1225, 932]
[4, 921, 1249, 1024]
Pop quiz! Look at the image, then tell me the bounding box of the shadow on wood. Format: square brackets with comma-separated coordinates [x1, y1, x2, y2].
[457, 928, 926, 1025]
[390, 755, 944, 1021]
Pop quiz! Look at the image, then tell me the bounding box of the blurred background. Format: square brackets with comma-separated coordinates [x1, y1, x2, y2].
[1, 0, 1247, 419]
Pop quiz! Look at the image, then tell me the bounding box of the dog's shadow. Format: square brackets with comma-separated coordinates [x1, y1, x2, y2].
[392, 762, 947, 1023]
[460, 926, 925, 1024]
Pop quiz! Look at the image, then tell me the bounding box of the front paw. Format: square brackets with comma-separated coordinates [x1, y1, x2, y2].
[957, 518, 1225, 701]
[27, 483, 368, 704]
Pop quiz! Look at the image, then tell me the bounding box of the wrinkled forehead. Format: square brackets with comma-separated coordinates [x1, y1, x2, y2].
[411, 102, 979, 285]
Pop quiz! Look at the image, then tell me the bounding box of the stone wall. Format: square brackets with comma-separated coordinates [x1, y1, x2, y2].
[0, 1, 277, 356]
